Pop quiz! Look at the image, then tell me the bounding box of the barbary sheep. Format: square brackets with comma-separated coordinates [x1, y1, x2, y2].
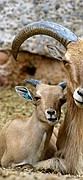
[12, 21, 83, 175]
[0, 78, 66, 167]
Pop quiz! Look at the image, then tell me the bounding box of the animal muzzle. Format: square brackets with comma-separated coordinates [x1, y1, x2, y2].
[45, 108, 58, 125]
[73, 87, 83, 108]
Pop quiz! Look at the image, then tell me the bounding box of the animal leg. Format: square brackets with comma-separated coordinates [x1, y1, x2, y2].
[1, 150, 13, 167]
[34, 157, 67, 174]
[37, 132, 47, 158]
[11, 160, 29, 168]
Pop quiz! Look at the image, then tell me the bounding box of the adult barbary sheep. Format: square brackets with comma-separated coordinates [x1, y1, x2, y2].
[0, 79, 66, 167]
[12, 21, 83, 175]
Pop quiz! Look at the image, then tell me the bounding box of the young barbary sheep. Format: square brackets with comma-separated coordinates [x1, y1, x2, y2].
[0, 79, 66, 168]
[12, 21, 83, 175]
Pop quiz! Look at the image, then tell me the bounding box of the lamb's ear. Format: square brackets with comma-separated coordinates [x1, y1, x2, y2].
[15, 86, 34, 102]
[58, 82, 67, 104]
[46, 44, 65, 60]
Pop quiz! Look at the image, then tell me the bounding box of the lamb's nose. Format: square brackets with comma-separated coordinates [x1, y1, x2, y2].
[47, 110, 55, 115]
[77, 89, 83, 97]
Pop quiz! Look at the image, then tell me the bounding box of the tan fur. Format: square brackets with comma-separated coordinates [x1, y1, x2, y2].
[57, 38, 83, 174]
[35, 38, 83, 175]
[0, 83, 65, 168]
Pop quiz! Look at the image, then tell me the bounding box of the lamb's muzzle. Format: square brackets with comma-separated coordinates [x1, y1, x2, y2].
[45, 108, 58, 125]
[12, 21, 78, 60]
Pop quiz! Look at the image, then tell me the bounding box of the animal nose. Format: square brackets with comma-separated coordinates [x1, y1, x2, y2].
[77, 89, 83, 97]
[47, 109, 55, 115]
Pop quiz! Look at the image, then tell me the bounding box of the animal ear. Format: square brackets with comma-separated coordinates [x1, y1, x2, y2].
[24, 79, 41, 87]
[46, 44, 65, 60]
[58, 82, 67, 104]
[58, 82, 66, 90]
[15, 86, 34, 102]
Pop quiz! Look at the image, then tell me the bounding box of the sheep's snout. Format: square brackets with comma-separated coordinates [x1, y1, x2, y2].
[73, 87, 83, 108]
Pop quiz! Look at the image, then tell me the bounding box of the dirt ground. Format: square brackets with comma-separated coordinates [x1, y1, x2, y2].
[0, 87, 83, 180]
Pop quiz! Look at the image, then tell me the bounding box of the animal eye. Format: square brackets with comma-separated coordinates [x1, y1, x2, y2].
[35, 96, 41, 101]
[63, 60, 68, 65]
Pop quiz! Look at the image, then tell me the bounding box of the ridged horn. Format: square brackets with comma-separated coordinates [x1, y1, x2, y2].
[12, 21, 78, 60]
[24, 79, 41, 87]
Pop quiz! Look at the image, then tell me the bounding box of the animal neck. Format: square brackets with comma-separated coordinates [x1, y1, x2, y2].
[64, 91, 83, 174]
[30, 110, 53, 135]
[29, 110, 54, 159]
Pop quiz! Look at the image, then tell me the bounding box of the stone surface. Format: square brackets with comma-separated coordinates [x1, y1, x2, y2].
[0, 51, 67, 87]
[0, 0, 83, 55]
[0, 51, 10, 65]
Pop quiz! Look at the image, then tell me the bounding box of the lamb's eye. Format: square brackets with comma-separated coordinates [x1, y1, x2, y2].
[35, 96, 41, 101]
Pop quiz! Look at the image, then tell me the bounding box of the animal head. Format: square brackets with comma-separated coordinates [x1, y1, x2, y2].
[15, 79, 66, 126]
[47, 40, 83, 108]
[12, 21, 83, 108]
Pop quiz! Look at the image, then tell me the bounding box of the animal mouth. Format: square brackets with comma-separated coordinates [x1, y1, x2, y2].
[75, 99, 83, 104]
[48, 117, 58, 122]
[74, 98, 83, 108]
[73, 88, 83, 107]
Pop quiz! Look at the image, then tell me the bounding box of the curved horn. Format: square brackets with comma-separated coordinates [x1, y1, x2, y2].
[12, 21, 78, 60]
[24, 79, 41, 87]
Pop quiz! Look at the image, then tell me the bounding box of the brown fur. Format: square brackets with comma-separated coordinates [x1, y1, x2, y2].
[57, 39, 83, 174]
[35, 38, 83, 175]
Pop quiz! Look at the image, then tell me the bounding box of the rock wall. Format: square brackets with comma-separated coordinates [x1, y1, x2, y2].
[0, 0, 83, 87]
[0, 0, 83, 54]
[0, 51, 67, 86]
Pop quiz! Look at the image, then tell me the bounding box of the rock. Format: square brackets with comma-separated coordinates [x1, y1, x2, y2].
[0, 0, 82, 55]
[0, 52, 9, 65]
[55, 4, 60, 10]
[43, 3, 50, 13]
